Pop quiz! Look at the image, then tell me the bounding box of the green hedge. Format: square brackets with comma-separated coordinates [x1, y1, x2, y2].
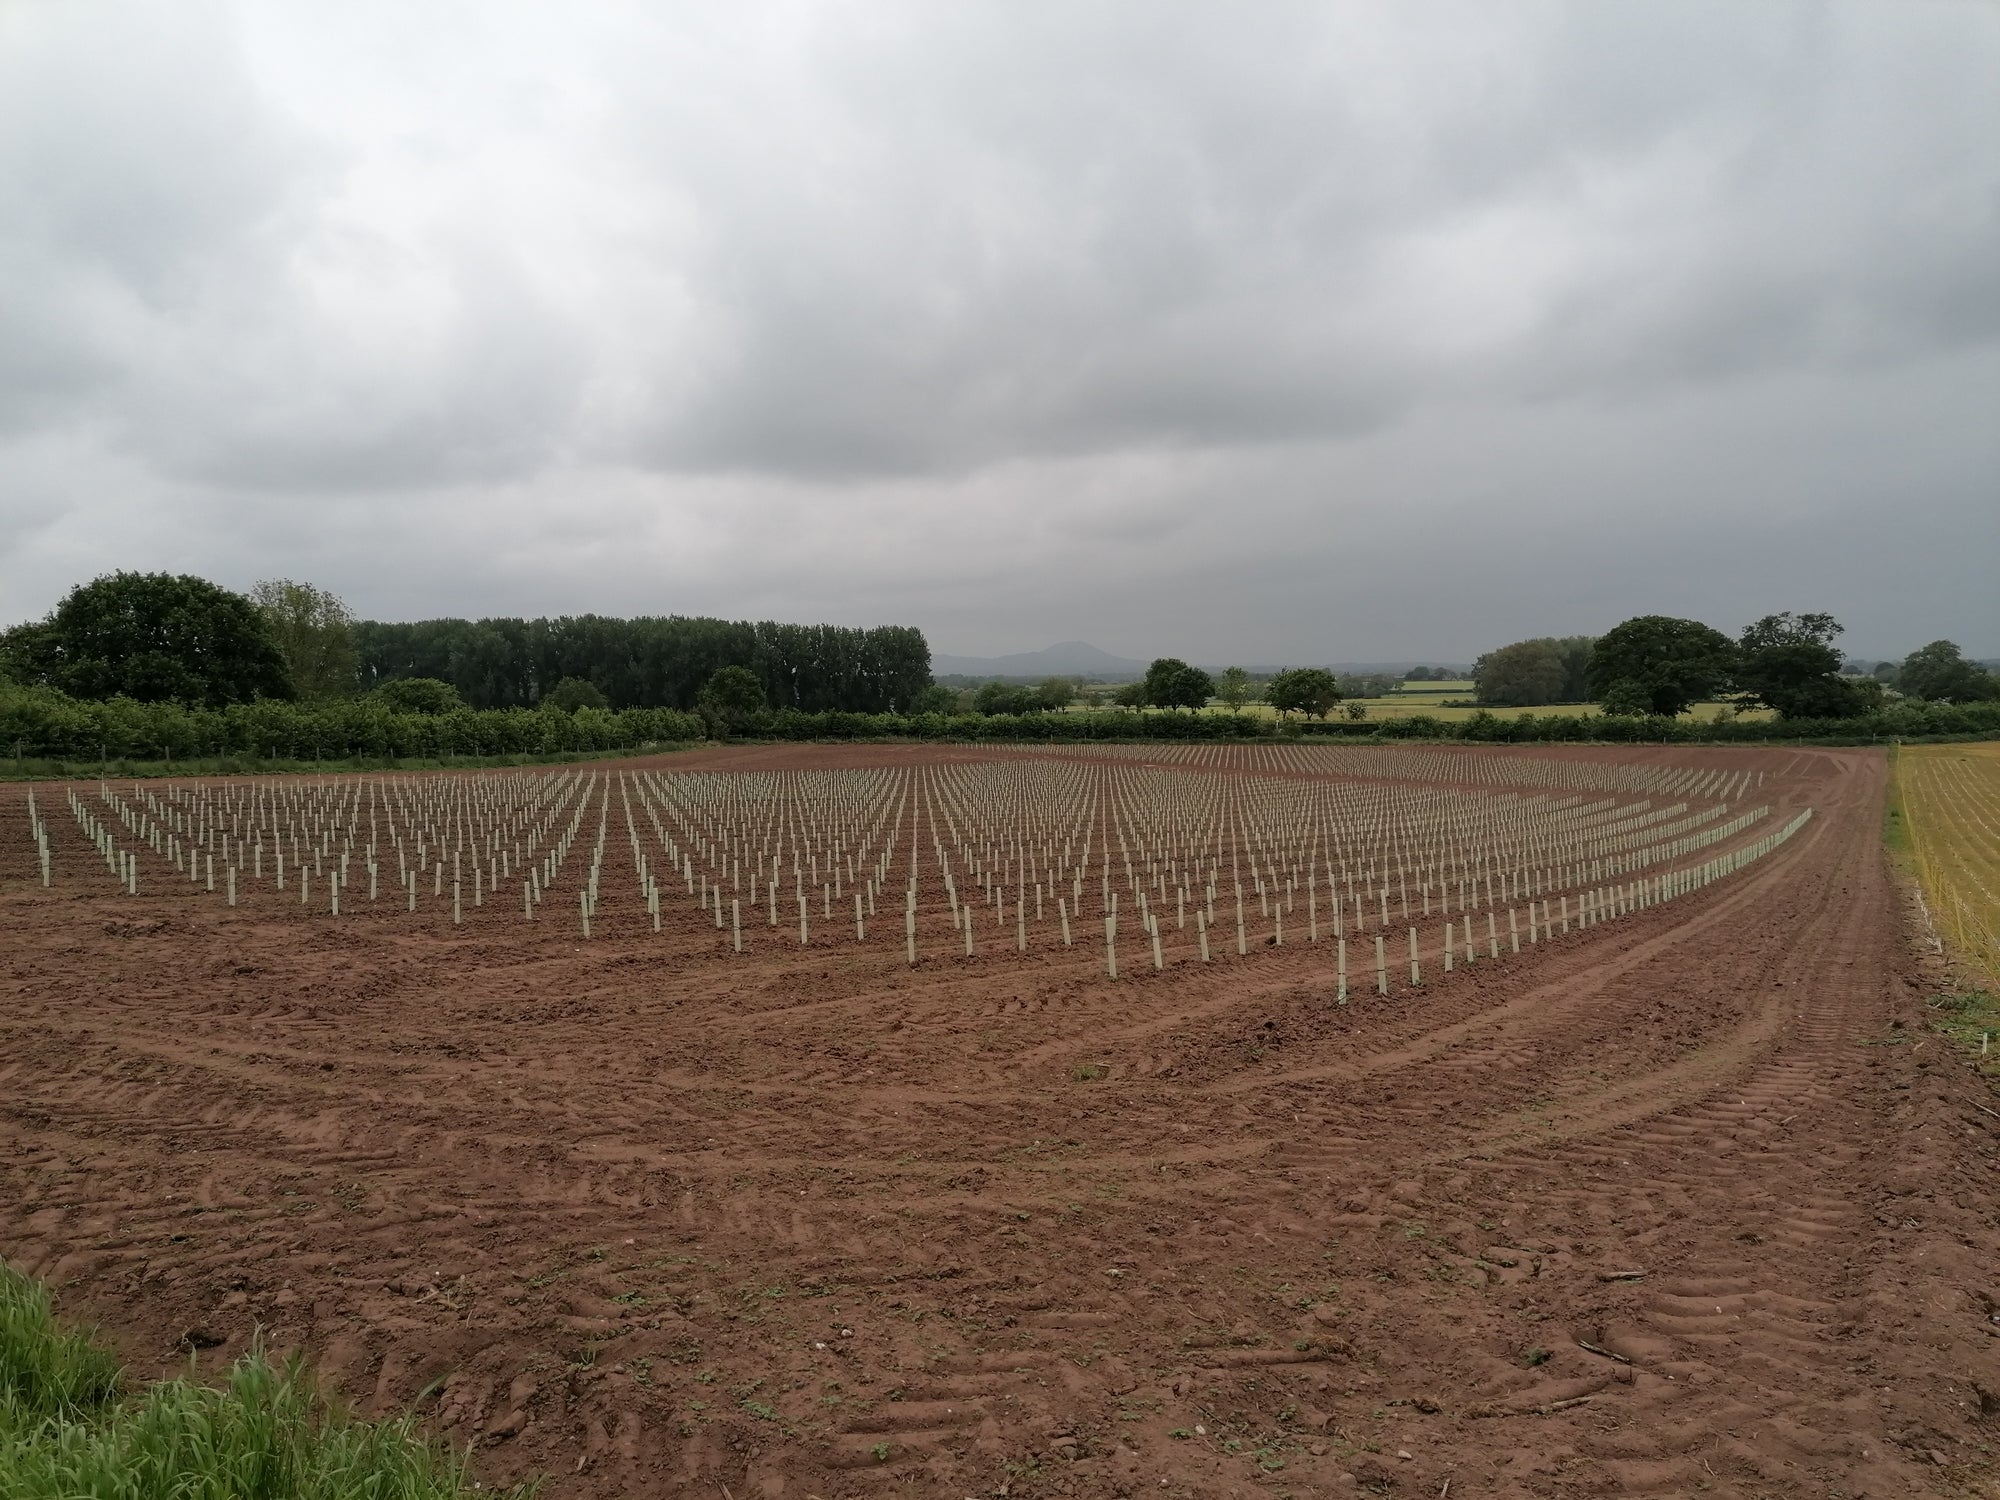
[4, 683, 1994, 765]
[1387, 702, 2000, 743]
[0, 683, 703, 762]
[728, 701, 2000, 744]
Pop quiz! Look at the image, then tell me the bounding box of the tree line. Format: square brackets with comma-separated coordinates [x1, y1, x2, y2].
[354, 615, 930, 713]
[11, 686, 1993, 769]
[5, 575, 1992, 764]
[949, 662, 1366, 718]
[0, 683, 703, 763]
[1476, 614, 1997, 717]
[960, 619, 1995, 728]
[0, 572, 932, 716]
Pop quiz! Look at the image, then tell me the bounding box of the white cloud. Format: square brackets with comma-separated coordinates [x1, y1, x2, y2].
[0, 0, 1994, 658]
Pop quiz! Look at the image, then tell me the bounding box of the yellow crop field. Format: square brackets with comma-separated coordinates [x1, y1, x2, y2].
[1897, 742, 2000, 986]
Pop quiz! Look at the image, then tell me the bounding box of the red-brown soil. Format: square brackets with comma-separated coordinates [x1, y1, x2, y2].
[3, 744, 1996, 1498]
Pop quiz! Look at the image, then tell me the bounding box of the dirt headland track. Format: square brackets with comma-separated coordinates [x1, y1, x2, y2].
[2, 743, 1995, 1497]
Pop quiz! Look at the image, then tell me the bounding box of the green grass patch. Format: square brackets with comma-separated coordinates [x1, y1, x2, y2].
[0, 1259, 531, 1499]
[1882, 741, 1913, 858]
[1927, 991, 2000, 1088]
[0, 1269, 122, 1428]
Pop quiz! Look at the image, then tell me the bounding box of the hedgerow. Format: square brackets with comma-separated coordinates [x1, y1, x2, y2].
[0, 682, 701, 762]
[4, 680, 1994, 766]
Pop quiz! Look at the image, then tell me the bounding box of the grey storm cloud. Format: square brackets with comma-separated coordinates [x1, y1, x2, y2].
[0, 0, 1994, 661]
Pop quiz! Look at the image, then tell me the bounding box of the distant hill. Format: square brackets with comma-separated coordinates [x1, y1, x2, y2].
[930, 641, 1147, 679]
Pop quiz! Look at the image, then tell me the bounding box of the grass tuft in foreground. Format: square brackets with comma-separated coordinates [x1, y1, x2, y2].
[1928, 990, 2000, 1089]
[0, 1259, 534, 1500]
[0, 1265, 122, 1428]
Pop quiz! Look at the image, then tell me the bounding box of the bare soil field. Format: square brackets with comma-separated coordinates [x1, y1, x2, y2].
[3, 744, 1996, 1499]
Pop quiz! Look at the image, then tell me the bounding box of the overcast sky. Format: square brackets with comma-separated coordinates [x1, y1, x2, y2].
[1, 1, 1994, 663]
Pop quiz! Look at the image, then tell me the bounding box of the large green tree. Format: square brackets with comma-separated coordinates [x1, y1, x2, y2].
[1474, 640, 1565, 707]
[1735, 612, 1866, 718]
[1035, 676, 1077, 711]
[696, 663, 768, 733]
[1475, 636, 1595, 706]
[8, 572, 293, 707]
[370, 677, 463, 714]
[251, 578, 358, 701]
[1898, 640, 2000, 703]
[1215, 666, 1253, 710]
[1142, 658, 1214, 711]
[0, 621, 58, 685]
[1550, 637, 1595, 701]
[973, 681, 1041, 715]
[1265, 666, 1342, 719]
[700, 664, 768, 724]
[544, 676, 610, 712]
[1587, 616, 1736, 718]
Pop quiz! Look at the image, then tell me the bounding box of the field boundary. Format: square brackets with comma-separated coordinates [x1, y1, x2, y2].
[1887, 742, 1998, 1090]
[720, 728, 2000, 749]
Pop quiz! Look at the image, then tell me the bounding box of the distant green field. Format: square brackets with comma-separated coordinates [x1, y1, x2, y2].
[1328, 699, 1766, 724]
[1390, 679, 1475, 694]
[1075, 684, 1766, 725]
[1365, 683, 1475, 713]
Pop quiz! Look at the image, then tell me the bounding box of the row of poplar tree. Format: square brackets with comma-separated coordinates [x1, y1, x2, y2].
[0, 572, 933, 715]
